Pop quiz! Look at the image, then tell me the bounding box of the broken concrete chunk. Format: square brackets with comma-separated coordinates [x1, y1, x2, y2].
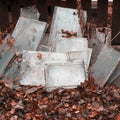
[89, 45, 120, 87]
[20, 5, 40, 20]
[12, 17, 47, 51]
[45, 61, 86, 91]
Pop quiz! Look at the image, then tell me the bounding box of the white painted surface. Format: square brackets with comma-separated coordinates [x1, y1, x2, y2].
[12, 17, 47, 51]
[45, 61, 86, 91]
[20, 51, 68, 86]
[48, 6, 82, 47]
[54, 37, 88, 52]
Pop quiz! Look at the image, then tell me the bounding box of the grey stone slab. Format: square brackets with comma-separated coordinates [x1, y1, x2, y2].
[0, 44, 15, 76]
[45, 61, 86, 91]
[12, 17, 47, 51]
[48, 6, 82, 48]
[108, 62, 120, 84]
[20, 51, 68, 86]
[89, 45, 120, 87]
[54, 37, 88, 52]
[112, 74, 120, 88]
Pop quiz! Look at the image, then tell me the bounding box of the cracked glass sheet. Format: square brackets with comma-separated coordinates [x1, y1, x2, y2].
[0, 43, 15, 76]
[20, 51, 68, 86]
[20, 5, 40, 20]
[48, 6, 82, 47]
[108, 62, 120, 84]
[96, 27, 111, 45]
[12, 17, 47, 51]
[54, 37, 88, 52]
[89, 45, 120, 87]
[45, 61, 86, 91]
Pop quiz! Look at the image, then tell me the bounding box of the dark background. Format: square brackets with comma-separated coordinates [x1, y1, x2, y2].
[0, 0, 119, 45]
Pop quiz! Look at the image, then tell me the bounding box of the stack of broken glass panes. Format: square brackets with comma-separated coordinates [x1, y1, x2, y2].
[0, 6, 120, 90]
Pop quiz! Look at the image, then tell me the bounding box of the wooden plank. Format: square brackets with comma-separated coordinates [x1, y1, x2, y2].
[112, 0, 120, 45]
[98, 0, 108, 26]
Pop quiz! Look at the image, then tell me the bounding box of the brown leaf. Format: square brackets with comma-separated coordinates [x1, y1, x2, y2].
[7, 38, 15, 47]
[88, 111, 99, 118]
[114, 113, 120, 120]
[10, 115, 18, 120]
[64, 103, 69, 108]
[86, 103, 92, 110]
[11, 100, 17, 107]
[25, 113, 32, 120]
[37, 53, 42, 59]
[72, 105, 77, 110]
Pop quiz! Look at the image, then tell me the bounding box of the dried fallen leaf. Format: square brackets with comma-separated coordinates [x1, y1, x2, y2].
[64, 103, 69, 108]
[72, 105, 77, 110]
[25, 113, 32, 120]
[114, 113, 120, 120]
[11, 100, 17, 107]
[88, 111, 99, 118]
[7, 38, 15, 47]
[10, 115, 18, 120]
[37, 53, 42, 59]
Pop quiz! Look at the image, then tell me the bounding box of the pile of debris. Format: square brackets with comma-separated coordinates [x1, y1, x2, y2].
[0, 79, 120, 119]
[0, 6, 91, 91]
[0, 5, 120, 119]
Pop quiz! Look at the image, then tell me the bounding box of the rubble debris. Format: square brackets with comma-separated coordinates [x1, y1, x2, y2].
[20, 5, 40, 20]
[0, 79, 119, 119]
[90, 45, 120, 87]
[12, 17, 47, 51]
